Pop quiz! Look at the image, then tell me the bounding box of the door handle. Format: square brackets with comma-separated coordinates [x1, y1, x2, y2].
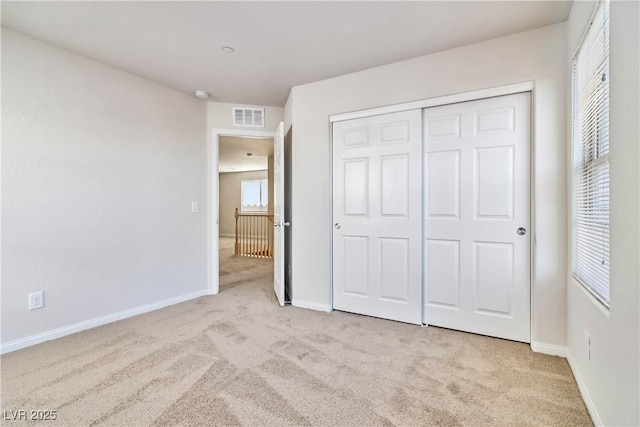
[274, 222, 281, 227]
[517, 227, 527, 236]
[283, 221, 290, 227]
[334, 223, 341, 230]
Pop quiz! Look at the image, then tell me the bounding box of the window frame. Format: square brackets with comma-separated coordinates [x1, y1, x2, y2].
[571, 0, 610, 307]
[240, 178, 268, 213]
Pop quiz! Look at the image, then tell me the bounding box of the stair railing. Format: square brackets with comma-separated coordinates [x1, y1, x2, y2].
[234, 208, 274, 258]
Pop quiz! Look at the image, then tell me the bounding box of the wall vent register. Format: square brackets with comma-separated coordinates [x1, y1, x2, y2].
[233, 107, 265, 127]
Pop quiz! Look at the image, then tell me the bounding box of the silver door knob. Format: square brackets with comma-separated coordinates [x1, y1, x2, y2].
[283, 221, 290, 227]
[334, 223, 341, 229]
[517, 227, 527, 236]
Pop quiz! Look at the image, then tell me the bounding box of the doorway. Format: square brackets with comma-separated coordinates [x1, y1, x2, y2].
[210, 129, 275, 295]
[217, 135, 275, 291]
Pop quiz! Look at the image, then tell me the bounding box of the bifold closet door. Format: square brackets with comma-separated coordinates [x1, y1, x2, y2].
[332, 110, 422, 325]
[423, 92, 531, 343]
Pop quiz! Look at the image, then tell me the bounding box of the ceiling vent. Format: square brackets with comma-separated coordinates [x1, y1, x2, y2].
[233, 107, 265, 127]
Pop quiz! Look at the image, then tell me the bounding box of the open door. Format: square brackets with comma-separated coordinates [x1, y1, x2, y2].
[273, 122, 286, 306]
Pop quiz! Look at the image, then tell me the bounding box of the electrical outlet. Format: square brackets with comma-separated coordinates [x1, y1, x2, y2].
[584, 331, 591, 360]
[29, 291, 44, 310]
[191, 201, 199, 213]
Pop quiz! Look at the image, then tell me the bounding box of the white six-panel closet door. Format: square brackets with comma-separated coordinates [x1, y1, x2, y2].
[423, 92, 531, 343]
[332, 109, 423, 325]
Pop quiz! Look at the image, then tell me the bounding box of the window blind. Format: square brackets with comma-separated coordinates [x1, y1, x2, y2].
[241, 179, 268, 212]
[572, 0, 610, 305]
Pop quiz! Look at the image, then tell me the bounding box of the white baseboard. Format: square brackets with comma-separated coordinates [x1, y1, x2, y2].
[525, 342, 601, 426]
[530, 341, 567, 357]
[291, 299, 332, 312]
[0, 289, 211, 355]
[566, 351, 603, 427]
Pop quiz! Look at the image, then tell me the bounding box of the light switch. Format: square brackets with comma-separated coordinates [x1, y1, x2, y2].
[191, 201, 199, 213]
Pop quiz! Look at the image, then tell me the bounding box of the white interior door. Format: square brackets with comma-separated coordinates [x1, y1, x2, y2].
[273, 122, 286, 306]
[423, 92, 531, 342]
[332, 110, 422, 325]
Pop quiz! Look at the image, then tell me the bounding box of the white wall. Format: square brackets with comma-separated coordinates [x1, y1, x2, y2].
[267, 155, 274, 215]
[565, 2, 640, 425]
[284, 91, 294, 134]
[1, 29, 209, 349]
[218, 170, 268, 236]
[287, 23, 568, 346]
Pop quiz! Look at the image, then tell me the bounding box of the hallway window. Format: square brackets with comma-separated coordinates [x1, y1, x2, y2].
[241, 179, 268, 212]
[572, 0, 610, 305]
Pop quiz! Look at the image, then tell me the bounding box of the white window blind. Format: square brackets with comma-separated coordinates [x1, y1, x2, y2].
[572, 0, 610, 305]
[241, 179, 268, 213]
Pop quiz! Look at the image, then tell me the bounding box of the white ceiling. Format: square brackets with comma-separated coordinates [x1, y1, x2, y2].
[218, 136, 273, 173]
[1, 1, 572, 107]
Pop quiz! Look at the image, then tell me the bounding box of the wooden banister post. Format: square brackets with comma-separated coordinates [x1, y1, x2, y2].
[234, 208, 239, 255]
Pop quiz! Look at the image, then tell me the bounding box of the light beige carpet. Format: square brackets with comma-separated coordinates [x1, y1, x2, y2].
[1, 238, 591, 426]
[218, 237, 273, 283]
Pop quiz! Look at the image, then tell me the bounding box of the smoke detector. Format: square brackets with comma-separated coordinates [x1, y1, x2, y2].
[194, 90, 209, 100]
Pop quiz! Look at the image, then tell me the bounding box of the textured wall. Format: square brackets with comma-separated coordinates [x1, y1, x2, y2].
[288, 23, 568, 346]
[565, 1, 640, 425]
[1, 29, 208, 346]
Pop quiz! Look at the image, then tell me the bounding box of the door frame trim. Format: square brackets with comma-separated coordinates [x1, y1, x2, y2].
[210, 128, 276, 295]
[329, 81, 535, 342]
[329, 81, 534, 123]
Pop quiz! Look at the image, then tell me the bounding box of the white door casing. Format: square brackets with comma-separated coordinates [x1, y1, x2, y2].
[332, 110, 422, 325]
[423, 92, 531, 342]
[273, 122, 286, 306]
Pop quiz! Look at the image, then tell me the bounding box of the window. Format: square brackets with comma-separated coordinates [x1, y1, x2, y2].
[241, 179, 268, 213]
[572, 0, 610, 305]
